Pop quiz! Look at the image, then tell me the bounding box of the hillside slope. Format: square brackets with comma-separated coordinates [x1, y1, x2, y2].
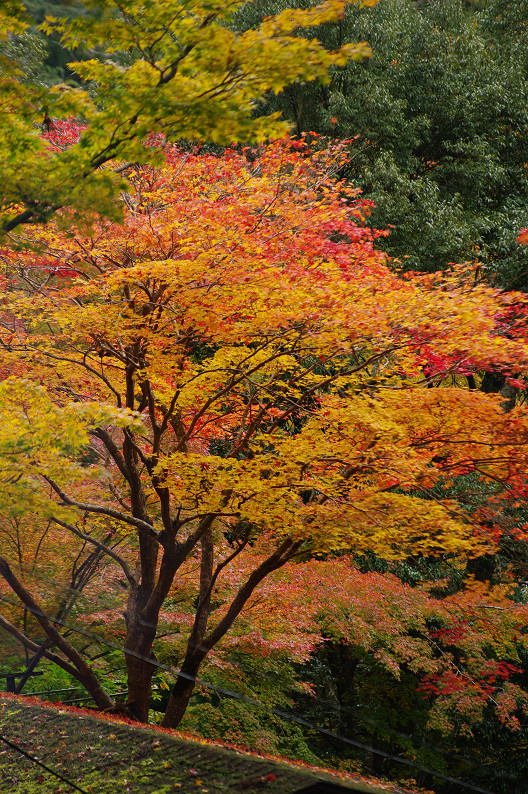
[0, 695, 415, 794]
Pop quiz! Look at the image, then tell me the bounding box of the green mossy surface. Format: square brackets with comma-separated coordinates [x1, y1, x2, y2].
[0, 696, 394, 794]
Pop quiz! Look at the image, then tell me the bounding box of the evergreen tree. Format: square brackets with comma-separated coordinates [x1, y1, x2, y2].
[237, 0, 528, 288]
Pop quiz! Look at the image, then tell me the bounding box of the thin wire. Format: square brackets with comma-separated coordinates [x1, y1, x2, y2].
[1, 567, 490, 777]
[209, 650, 484, 775]
[0, 732, 88, 793]
[27, 687, 84, 697]
[60, 689, 128, 705]
[0, 593, 497, 794]
[0, 589, 497, 789]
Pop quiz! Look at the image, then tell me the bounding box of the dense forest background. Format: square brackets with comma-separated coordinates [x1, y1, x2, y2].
[236, 0, 528, 290]
[2, 3, 528, 794]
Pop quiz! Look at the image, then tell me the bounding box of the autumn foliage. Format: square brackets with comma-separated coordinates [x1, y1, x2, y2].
[0, 136, 528, 740]
[0, 0, 374, 234]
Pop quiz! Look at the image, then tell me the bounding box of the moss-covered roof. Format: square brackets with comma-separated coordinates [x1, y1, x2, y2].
[0, 695, 415, 794]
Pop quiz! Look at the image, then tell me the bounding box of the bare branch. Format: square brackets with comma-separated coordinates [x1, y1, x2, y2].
[51, 517, 136, 587]
[0, 557, 114, 709]
[43, 476, 159, 540]
[0, 612, 81, 679]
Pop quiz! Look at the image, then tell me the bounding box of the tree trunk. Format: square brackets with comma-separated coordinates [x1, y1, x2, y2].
[161, 650, 206, 729]
[481, 370, 517, 411]
[125, 652, 157, 722]
[161, 538, 301, 729]
[124, 584, 158, 722]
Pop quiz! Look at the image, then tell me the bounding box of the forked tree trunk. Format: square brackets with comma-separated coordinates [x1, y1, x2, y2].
[161, 538, 301, 729]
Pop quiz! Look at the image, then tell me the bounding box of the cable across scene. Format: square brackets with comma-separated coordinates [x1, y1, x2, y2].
[0, 592, 498, 794]
[0, 564, 499, 780]
[0, 731, 88, 793]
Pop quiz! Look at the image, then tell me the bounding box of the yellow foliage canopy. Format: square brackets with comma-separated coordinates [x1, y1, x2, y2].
[1, 138, 528, 560]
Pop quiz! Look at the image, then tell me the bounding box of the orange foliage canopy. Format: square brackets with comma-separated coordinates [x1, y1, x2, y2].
[2, 137, 527, 554]
[0, 136, 528, 725]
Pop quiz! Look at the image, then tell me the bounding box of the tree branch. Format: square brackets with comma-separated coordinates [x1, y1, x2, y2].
[92, 427, 129, 481]
[0, 612, 80, 680]
[0, 557, 114, 709]
[43, 476, 159, 540]
[202, 537, 302, 652]
[51, 517, 136, 587]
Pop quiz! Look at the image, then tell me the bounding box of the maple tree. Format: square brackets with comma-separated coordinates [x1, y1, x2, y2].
[0, 0, 375, 235]
[0, 136, 528, 733]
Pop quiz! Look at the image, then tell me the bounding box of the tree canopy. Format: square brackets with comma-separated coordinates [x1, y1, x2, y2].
[0, 0, 373, 234]
[2, 4, 528, 791]
[1, 137, 528, 736]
